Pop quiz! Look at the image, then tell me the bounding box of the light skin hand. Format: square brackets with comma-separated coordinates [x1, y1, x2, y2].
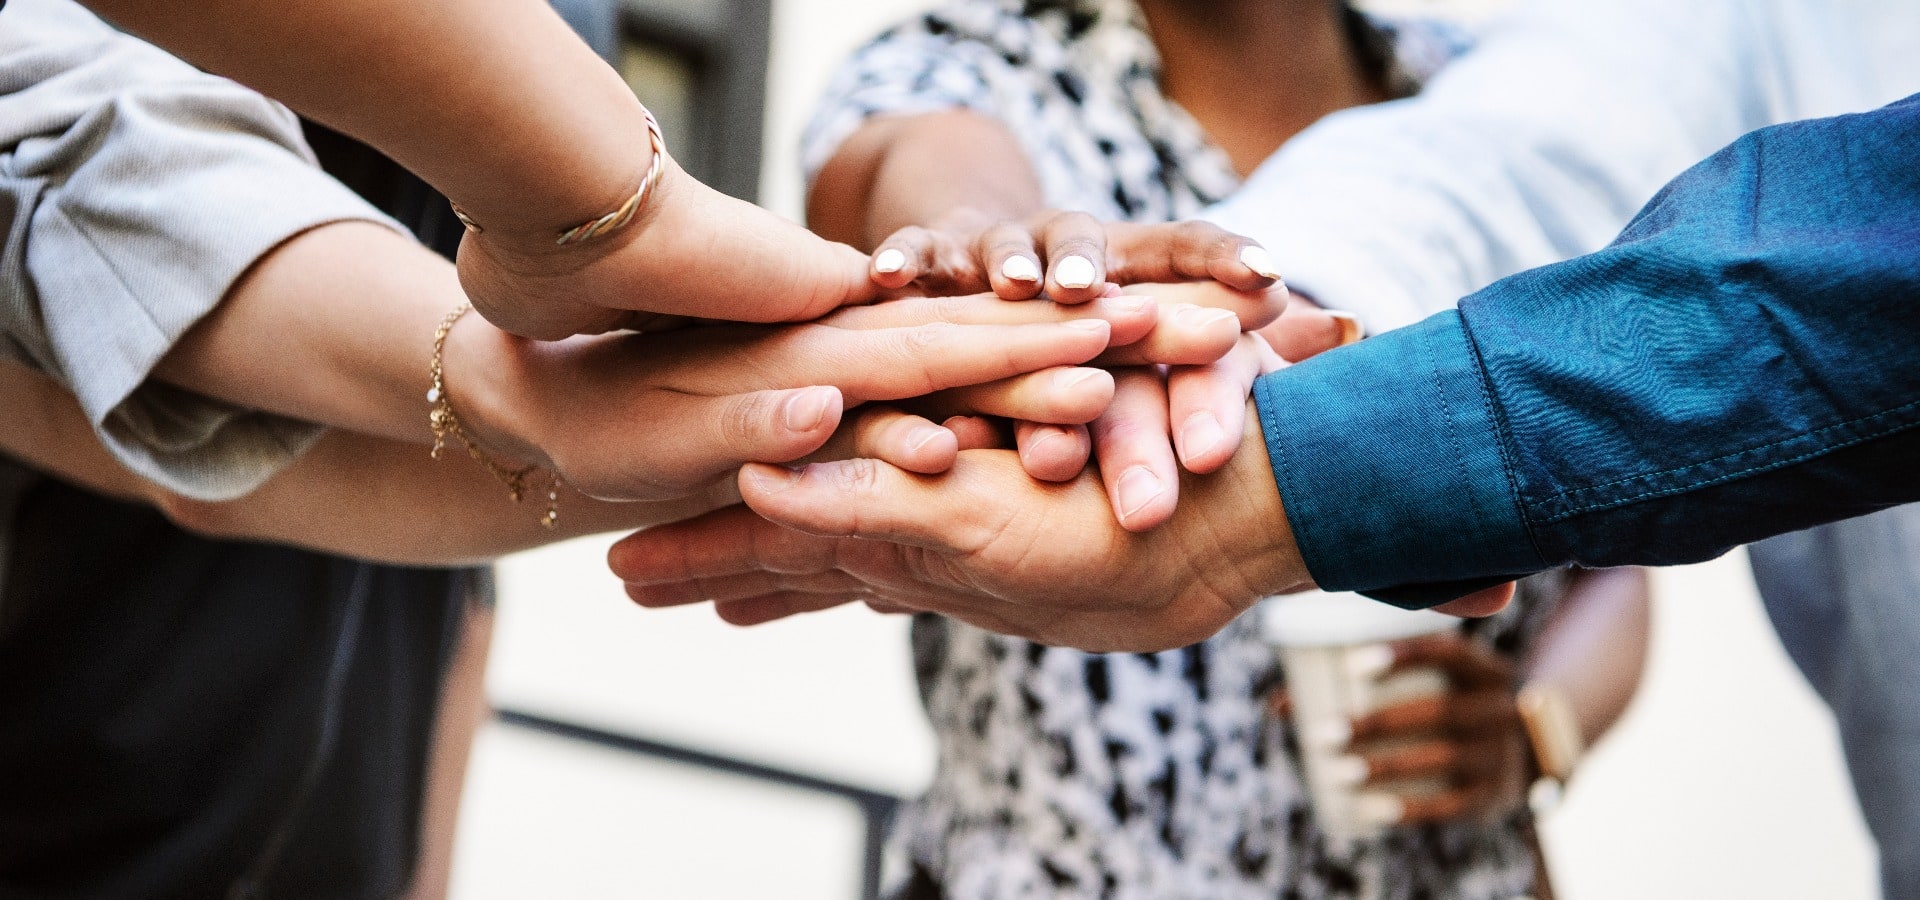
[1073, 284, 1352, 530]
[445, 292, 1145, 501]
[609, 406, 1314, 653]
[459, 161, 888, 340]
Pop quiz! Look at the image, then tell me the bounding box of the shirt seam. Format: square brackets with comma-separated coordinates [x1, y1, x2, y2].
[1456, 322, 1550, 569]
[1531, 399, 1920, 522]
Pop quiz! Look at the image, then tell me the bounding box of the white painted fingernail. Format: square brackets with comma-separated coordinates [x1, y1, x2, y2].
[874, 248, 907, 274]
[1307, 719, 1352, 749]
[1114, 466, 1167, 521]
[1174, 303, 1237, 329]
[1354, 792, 1406, 825]
[1001, 255, 1041, 283]
[1240, 245, 1281, 280]
[1326, 755, 1370, 787]
[1347, 644, 1394, 680]
[1178, 411, 1225, 462]
[1054, 255, 1097, 289]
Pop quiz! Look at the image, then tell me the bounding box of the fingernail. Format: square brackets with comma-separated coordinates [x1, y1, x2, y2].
[1327, 309, 1366, 346]
[1347, 644, 1394, 680]
[1063, 319, 1110, 335]
[1056, 367, 1105, 391]
[1354, 792, 1405, 825]
[741, 464, 801, 493]
[1115, 466, 1167, 521]
[1240, 245, 1282, 280]
[783, 387, 836, 432]
[1326, 755, 1370, 787]
[1113, 294, 1154, 312]
[1054, 255, 1097, 289]
[1178, 411, 1225, 461]
[1027, 426, 1070, 457]
[1001, 255, 1041, 283]
[907, 424, 949, 454]
[874, 248, 907, 274]
[1174, 304, 1238, 329]
[1306, 719, 1352, 749]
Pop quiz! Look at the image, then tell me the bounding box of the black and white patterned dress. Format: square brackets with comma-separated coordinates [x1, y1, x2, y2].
[805, 3, 1549, 897]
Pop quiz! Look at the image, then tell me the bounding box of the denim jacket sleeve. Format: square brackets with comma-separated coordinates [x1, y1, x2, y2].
[1252, 94, 1920, 608]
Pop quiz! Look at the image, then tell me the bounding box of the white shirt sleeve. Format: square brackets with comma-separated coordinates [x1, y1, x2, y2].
[0, 0, 408, 500]
[1205, 0, 1913, 333]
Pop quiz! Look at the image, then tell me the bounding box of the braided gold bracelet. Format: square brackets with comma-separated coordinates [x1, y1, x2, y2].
[450, 107, 667, 247]
[428, 302, 561, 528]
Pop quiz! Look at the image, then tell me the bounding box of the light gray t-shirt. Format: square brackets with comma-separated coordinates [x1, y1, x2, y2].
[0, 0, 402, 501]
[0, 0, 404, 597]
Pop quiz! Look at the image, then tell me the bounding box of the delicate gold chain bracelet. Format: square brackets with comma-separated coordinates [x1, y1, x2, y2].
[428, 302, 561, 528]
[450, 107, 667, 247]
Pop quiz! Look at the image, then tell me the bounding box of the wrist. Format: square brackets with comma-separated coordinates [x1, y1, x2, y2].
[438, 308, 550, 468]
[1200, 403, 1312, 603]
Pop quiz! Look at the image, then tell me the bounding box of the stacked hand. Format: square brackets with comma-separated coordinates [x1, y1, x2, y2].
[454, 190, 1503, 650]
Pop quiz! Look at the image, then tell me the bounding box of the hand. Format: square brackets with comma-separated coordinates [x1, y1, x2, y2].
[609, 405, 1314, 652]
[869, 209, 1284, 312]
[1052, 283, 1359, 530]
[1295, 632, 1531, 825]
[448, 292, 1157, 501]
[459, 160, 883, 340]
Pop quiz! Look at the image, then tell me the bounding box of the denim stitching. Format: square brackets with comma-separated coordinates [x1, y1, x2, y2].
[1458, 325, 1550, 569]
[1537, 396, 1920, 508]
[1533, 404, 1920, 523]
[1424, 326, 1481, 549]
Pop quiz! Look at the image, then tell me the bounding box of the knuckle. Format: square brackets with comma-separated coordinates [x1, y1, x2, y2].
[721, 391, 779, 447]
[900, 321, 959, 354]
[831, 458, 884, 494]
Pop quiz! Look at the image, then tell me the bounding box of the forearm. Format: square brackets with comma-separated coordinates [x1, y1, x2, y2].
[1, 359, 729, 565]
[1518, 568, 1650, 744]
[808, 110, 1045, 249]
[1253, 97, 1920, 604]
[153, 221, 462, 446]
[80, 0, 649, 240]
[163, 432, 738, 566]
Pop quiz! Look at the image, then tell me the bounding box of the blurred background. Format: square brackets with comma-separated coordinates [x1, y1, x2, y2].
[446, 0, 1879, 896]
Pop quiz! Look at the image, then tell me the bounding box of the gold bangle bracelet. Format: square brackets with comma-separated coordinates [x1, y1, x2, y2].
[428, 301, 561, 528]
[450, 106, 667, 247]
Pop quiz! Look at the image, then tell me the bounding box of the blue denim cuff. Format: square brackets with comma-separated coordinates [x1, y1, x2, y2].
[1252, 310, 1544, 606]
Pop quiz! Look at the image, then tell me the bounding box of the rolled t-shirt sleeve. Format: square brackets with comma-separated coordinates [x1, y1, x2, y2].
[0, 0, 407, 500]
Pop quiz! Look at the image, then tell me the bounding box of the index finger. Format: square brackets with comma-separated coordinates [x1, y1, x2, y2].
[1102, 221, 1281, 294]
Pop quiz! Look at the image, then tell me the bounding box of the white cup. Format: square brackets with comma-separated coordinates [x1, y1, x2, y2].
[1259, 590, 1461, 849]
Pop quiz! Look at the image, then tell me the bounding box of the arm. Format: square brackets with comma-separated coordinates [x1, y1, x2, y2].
[608, 97, 1920, 650]
[1206, 0, 1911, 333]
[1520, 568, 1650, 747]
[1256, 96, 1920, 604]
[60, 0, 874, 339]
[0, 360, 733, 565]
